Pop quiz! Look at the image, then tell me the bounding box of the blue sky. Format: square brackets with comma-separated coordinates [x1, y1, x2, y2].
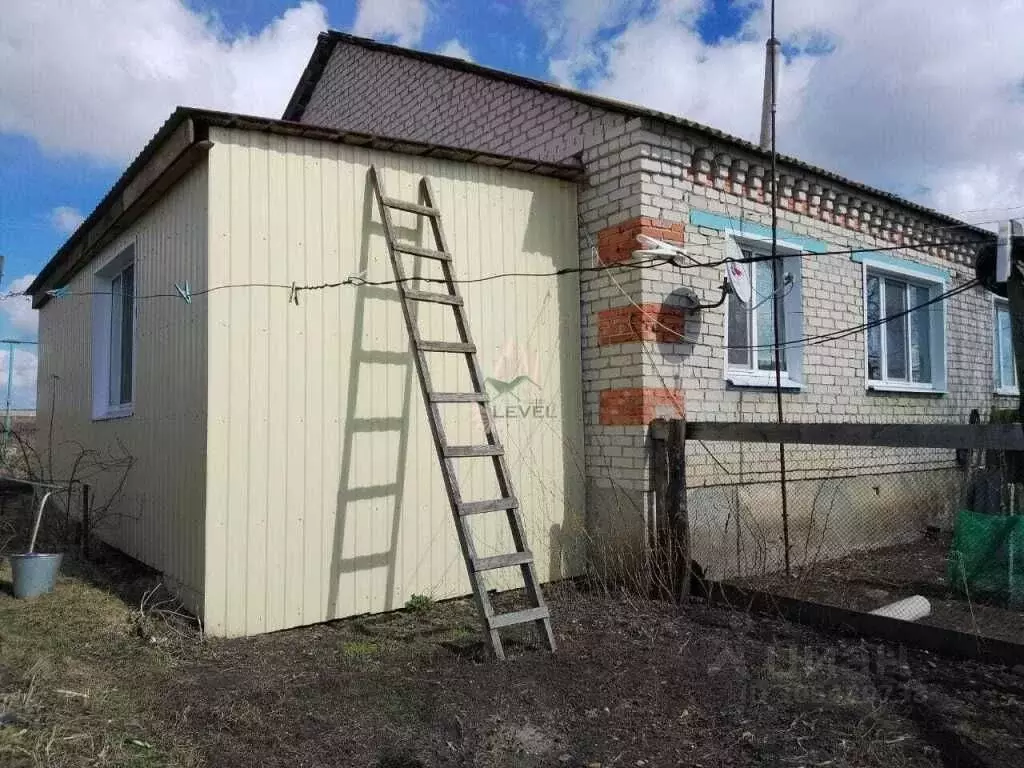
[2, 0, 1023, 406]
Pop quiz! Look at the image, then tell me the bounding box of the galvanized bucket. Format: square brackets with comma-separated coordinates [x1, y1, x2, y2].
[9, 552, 63, 599]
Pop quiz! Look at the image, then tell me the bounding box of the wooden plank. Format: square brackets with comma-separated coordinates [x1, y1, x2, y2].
[444, 444, 504, 458]
[458, 497, 518, 516]
[417, 341, 476, 353]
[686, 421, 1024, 450]
[707, 582, 1024, 666]
[381, 196, 439, 216]
[668, 419, 691, 599]
[430, 392, 488, 403]
[473, 552, 533, 572]
[489, 607, 550, 629]
[403, 289, 463, 305]
[393, 243, 451, 261]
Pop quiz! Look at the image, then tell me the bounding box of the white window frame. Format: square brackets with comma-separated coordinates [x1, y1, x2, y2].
[91, 243, 137, 420]
[994, 297, 1018, 396]
[861, 256, 947, 394]
[722, 236, 804, 390]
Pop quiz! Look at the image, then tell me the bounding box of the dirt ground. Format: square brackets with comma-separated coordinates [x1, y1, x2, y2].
[2, 495, 1024, 767]
[748, 531, 1024, 645]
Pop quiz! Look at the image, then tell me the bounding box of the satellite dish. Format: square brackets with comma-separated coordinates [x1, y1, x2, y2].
[633, 233, 688, 258]
[725, 260, 753, 305]
[723, 237, 752, 304]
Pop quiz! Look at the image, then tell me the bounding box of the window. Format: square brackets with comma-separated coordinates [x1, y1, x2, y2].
[863, 263, 945, 392]
[724, 243, 802, 388]
[995, 299, 1018, 394]
[92, 245, 136, 419]
[108, 263, 135, 407]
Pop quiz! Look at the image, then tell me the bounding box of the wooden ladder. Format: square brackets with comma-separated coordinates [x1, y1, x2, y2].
[368, 166, 555, 659]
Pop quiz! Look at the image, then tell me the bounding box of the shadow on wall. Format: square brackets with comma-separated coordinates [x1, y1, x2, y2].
[328, 167, 586, 618]
[328, 171, 416, 618]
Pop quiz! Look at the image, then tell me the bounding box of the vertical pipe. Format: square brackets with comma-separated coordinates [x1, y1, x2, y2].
[768, 0, 792, 577]
[2, 342, 13, 457]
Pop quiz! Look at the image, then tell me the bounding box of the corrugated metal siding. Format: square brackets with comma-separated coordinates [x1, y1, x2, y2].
[36, 164, 209, 612]
[204, 127, 583, 636]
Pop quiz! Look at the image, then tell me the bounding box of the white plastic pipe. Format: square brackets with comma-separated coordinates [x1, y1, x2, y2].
[869, 595, 931, 622]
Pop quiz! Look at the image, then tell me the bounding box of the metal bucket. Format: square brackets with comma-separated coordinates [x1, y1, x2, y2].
[9, 553, 63, 599]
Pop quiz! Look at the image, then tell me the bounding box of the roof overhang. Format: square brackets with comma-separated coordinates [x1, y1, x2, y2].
[28, 108, 583, 308]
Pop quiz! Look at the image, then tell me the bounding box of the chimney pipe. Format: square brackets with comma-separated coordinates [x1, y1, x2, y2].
[759, 37, 780, 151]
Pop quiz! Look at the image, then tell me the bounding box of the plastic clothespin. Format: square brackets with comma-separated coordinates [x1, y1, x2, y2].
[46, 286, 71, 299]
[289, 282, 300, 306]
[174, 281, 192, 304]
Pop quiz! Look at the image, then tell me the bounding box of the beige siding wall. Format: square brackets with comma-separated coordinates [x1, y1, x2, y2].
[204, 127, 583, 637]
[37, 164, 209, 612]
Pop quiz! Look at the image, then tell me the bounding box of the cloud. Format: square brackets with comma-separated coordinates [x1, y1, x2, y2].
[0, 347, 38, 410]
[352, 0, 429, 47]
[0, 1, 327, 163]
[438, 39, 473, 61]
[50, 207, 85, 235]
[531, 0, 1024, 219]
[0, 275, 38, 337]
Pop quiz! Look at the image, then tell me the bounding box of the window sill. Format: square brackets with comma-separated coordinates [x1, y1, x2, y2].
[995, 387, 1020, 397]
[867, 382, 945, 395]
[726, 372, 802, 390]
[92, 405, 134, 422]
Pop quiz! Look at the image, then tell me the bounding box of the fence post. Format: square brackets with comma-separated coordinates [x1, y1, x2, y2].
[667, 418, 691, 600]
[650, 419, 670, 597]
[80, 483, 90, 560]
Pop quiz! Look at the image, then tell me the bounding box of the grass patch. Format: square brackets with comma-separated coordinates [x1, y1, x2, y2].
[0, 560, 195, 767]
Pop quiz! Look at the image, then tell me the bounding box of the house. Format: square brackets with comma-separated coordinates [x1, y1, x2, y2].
[282, 32, 1006, 574]
[27, 109, 584, 636]
[29, 32, 1006, 635]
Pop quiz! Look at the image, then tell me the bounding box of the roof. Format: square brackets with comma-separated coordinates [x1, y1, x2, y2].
[284, 31, 992, 239]
[27, 107, 583, 303]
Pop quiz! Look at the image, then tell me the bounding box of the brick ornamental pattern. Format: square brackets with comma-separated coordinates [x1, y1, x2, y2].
[597, 216, 685, 264]
[600, 388, 685, 426]
[597, 304, 686, 345]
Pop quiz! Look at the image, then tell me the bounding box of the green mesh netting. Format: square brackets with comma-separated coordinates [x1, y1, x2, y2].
[949, 509, 1024, 607]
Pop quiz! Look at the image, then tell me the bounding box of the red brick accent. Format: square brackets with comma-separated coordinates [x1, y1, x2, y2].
[596, 217, 685, 264]
[599, 388, 684, 426]
[597, 304, 685, 345]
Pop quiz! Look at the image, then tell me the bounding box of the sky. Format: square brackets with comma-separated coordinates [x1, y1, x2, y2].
[2, 0, 1024, 407]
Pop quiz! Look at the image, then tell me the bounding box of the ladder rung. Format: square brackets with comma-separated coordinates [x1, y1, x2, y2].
[394, 243, 450, 261]
[430, 392, 488, 403]
[489, 607, 549, 629]
[473, 551, 533, 572]
[382, 197, 439, 217]
[444, 444, 504, 458]
[417, 341, 476, 354]
[404, 290, 463, 306]
[458, 497, 518, 516]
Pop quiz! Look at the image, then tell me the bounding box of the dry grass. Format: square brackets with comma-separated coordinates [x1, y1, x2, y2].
[0, 561, 198, 767]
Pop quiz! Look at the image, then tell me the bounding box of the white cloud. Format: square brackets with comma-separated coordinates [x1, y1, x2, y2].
[50, 206, 85, 235]
[532, 0, 1024, 218]
[0, 275, 38, 337]
[0, 348, 38, 410]
[352, 0, 429, 47]
[438, 39, 473, 61]
[0, 1, 327, 163]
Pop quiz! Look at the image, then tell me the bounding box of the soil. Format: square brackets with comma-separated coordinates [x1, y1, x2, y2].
[2, 493, 1024, 767]
[746, 531, 1024, 644]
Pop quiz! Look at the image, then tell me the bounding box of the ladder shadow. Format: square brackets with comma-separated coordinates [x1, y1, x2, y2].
[327, 170, 420, 618]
